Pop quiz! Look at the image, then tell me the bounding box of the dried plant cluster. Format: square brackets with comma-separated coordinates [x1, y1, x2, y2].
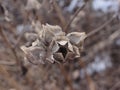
[21, 24, 86, 64]
[1, 0, 120, 89]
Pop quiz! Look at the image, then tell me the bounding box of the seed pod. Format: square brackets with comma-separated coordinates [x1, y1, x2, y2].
[21, 23, 86, 64]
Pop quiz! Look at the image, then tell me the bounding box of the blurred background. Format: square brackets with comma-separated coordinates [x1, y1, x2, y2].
[0, 0, 120, 90]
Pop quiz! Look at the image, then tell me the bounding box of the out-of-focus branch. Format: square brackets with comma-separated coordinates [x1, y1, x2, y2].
[83, 29, 120, 62]
[64, 1, 88, 33]
[0, 65, 22, 90]
[0, 26, 21, 67]
[79, 59, 96, 90]
[87, 14, 118, 38]
[59, 64, 74, 90]
[51, 0, 67, 28]
[0, 60, 16, 66]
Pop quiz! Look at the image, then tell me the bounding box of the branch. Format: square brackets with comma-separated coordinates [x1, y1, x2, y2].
[64, 2, 87, 33]
[0, 26, 21, 67]
[87, 14, 118, 38]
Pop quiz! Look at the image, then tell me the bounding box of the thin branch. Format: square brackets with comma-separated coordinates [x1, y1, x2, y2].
[0, 26, 21, 67]
[0, 60, 16, 66]
[51, 0, 67, 28]
[64, 2, 86, 33]
[82, 29, 120, 64]
[0, 66, 22, 90]
[59, 64, 74, 90]
[87, 14, 118, 38]
[79, 59, 96, 90]
[110, 81, 120, 90]
[14, 34, 23, 48]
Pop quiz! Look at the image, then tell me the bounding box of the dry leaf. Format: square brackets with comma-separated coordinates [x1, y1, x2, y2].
[67, 32, 86, 45]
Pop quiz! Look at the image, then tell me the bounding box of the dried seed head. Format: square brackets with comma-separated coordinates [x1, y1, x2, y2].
[21, 23, 86, 64]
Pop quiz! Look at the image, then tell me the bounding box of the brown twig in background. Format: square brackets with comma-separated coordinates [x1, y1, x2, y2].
[64, 2, 86, 33]
[82, 29, 120, 62]
[79, 59, 96, 90]
[0, 65, 22, 90]
[14, 34, 23, 48]
[110, 81, 120, 90]
[51, 0, 67, 28]
[87, 14, 118, 38]
[59, 64, 74, 90]
[0, 26, 21, 67]
[0, 60, 16, 66]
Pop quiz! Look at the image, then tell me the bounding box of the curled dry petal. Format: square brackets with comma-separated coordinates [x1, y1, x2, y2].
[42, 24, 65, 44]
[67, 32, 86, 45]
[21, 46, 46, 64]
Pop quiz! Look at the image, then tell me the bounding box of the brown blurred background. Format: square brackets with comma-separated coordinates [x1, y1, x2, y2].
[0, 0, 120, 90]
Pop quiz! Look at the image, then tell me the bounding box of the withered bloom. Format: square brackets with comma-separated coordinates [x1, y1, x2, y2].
[21, 23, 86, 64]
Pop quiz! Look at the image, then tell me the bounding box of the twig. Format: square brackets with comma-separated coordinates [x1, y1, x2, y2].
[0, 60, 16, 66]
[82, 29, 120, 62]
[14, 34, 23, 48]
[59, 64, 74, 90]
[87, 14, 118, 38]
[110, 81, 120, 90]
[0, 26, 21, 67]
[64, 2, 86, 33]
[79, 59, 96, 90]
[51, 0, 66, 28]
[0, 65, 22, 90]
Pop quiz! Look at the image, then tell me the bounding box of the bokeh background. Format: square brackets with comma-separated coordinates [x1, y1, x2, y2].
[0, 0, 120, 90]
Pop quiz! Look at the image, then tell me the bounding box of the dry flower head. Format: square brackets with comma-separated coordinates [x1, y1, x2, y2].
[21, 23, 86, 64]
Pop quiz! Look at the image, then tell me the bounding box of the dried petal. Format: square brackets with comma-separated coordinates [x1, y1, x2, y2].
[53, 53, 65, 63]
[42, 24, 65, 43]
[21, 46, 46, 64]
[45, 24, 65, 36]
[67, 32, 86, 45]
[65, 51, 75, 60]
[73, 46, 80, 58]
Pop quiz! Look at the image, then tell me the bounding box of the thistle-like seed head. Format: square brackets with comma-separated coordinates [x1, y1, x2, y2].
[21, 23, 86, 64]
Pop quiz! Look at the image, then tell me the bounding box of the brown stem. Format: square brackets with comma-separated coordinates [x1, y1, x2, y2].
[86, 14, 118, 38]
[0, 26, 21, 68]
[64, 2, 86, 33]
[0, 60, 16, 66]
[0, 66, 22, 90]
[59, 64, 74, 90]
[79, 59, 96, 90]
[51, 0, 67, 28]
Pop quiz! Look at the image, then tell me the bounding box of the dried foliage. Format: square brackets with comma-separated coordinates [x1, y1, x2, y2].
[0, 0, 120, 90]
[21, 24, 86, 64]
